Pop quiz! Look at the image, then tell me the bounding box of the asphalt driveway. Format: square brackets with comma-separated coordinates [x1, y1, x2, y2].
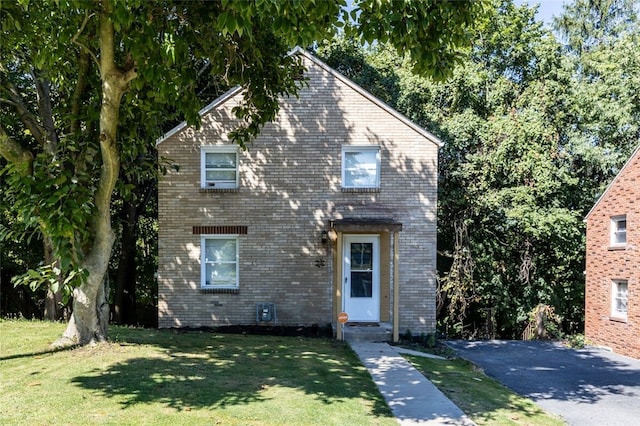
[447, 340, 640, 425]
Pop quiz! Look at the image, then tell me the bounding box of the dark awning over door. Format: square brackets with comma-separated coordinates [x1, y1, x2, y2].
[330, 218, 402, 233]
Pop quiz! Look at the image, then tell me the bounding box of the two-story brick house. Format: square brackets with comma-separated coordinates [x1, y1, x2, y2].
[156, 48, 441, 341]
[585, 145, 640, 359]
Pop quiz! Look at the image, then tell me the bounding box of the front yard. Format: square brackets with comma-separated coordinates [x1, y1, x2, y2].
[1, 320, 565, 425]
[0, 320, 394, 425]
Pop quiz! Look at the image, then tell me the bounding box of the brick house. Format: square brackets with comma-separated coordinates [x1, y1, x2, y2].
[156, 48, 441, 341]
[585, 145, 640, 359]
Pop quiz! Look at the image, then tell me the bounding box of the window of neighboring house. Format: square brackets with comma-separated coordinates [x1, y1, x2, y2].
[342, 146, 381, 189]
[611, 280, 628, 320]
[201, 147, 238, 189]
[201, 235, 239, 289]
[610, 215, 627, 246]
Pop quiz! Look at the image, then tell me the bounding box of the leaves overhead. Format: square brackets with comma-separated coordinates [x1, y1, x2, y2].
[0, 0, 489, 342]
[351, 0, 488, 79]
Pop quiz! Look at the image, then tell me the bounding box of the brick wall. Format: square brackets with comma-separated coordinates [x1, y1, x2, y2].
[585, 147, 640, 359]
[157, 52, 439, 334]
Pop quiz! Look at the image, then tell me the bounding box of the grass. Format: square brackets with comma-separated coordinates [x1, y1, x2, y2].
[1, 320, 567, 425]
[405, 354, 565, 426]
[0, 320, 395, 425]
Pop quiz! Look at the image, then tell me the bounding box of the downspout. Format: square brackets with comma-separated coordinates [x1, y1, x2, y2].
[335, 231, 344, 341]
[393, 231, 400, 343]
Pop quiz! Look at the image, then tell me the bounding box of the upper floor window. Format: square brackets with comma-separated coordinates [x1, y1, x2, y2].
[201, 235, 239, 289]
[611, 279, 628, 320]
[342, 146, 380, 189]
[201, 146, 238, 189]
[610, 215, 627, 246]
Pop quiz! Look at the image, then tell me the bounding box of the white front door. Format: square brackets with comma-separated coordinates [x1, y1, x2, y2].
[343, 235, 380, 322]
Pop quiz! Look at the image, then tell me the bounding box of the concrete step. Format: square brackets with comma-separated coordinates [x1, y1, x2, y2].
[342, 323, 392, 343]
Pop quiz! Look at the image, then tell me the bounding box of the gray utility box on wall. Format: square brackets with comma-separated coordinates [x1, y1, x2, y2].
[256, 303, 277, 323]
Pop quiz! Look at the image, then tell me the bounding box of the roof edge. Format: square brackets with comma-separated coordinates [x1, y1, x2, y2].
[585, 143, 640, 220]
[156, 86, 243, 146]
[157, 47, 443, 148]
[291, 47, 443, 148]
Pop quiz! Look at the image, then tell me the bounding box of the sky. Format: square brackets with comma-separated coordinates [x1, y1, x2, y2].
[516, 0, 569, 26]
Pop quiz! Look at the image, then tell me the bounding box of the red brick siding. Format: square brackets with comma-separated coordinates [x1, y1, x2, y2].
[585, 148, 640, 359]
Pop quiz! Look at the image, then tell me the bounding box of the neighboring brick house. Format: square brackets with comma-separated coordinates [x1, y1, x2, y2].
[156, 48, 441, 341]
[585, 145, 640, 359]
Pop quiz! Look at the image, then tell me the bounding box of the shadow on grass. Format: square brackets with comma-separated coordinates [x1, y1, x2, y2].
[70, 328, 392, 417]
[0, 344, 79, 362]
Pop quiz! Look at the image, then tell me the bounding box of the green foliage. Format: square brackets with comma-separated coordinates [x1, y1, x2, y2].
[523, 304, 563, 340]
[429, 0, 638, 338]
[320, 0, 640, 339]
[0, 152, 96, 271]
[1, 0, 489, 332]
[400, 329, 438, 348]
[555, 0, 638, 54]
[565, 333, 586, 349]
[350, 0, 490, 79]
[11, 263, 87, 305]
[0, 187, 45, 317]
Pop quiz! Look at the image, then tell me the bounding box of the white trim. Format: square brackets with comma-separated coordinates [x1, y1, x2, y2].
[611, 279, 628, 320]
[201, 235, 239, 289]
[200, 146, 239, 189]
[341, 145, 381, 189]
[343, 234, 380, 322]
[609, 215, 627, 247]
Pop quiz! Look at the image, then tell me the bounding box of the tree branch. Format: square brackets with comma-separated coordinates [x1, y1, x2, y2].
[0, 125, 34, 175]
[31, 68, 58, 155]
[71, 11, 100, 69]
[0, 78, 47, 144]
[71, 51, 90, 135]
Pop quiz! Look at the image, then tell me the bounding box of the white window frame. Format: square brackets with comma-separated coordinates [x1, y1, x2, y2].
[201, 146, 239, 189]
[611, 279, 628, 320]
[341, 146, 381, 189]
[610, 215, 627, 246]
[201, 235, 239, 289]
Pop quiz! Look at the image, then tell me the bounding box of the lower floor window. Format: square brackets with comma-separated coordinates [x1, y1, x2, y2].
[201, 235, 238, 289]
[611, 280, 628, 320]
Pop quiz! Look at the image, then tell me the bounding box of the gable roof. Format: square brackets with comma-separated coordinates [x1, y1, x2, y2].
[585, 143, 640, 220]
[157, 47, 442, 148]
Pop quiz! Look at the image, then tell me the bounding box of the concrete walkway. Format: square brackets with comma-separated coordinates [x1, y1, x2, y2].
[350, 342, 475, 426]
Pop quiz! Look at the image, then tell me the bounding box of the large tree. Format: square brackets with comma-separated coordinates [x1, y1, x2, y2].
[0, 0, 486, 346]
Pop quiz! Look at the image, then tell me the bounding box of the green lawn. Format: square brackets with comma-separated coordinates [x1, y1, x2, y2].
[0, 320, 395, 425]
[406, 354, 565, 426]
[1, 320, 566, 425]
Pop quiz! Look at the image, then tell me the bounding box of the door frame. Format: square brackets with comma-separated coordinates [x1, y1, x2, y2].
[342, 234, 380, 322]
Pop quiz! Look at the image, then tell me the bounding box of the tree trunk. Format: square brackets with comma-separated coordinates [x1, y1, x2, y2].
[43, 238, 65, 321]
[113, 203, 138, 325]
[535, 304, 547, 339]
[53, 3, 132, 346]
[44, 288, 63, 321]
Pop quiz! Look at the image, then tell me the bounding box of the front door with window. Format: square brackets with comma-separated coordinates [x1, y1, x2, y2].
[343, 235, 380, 322]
